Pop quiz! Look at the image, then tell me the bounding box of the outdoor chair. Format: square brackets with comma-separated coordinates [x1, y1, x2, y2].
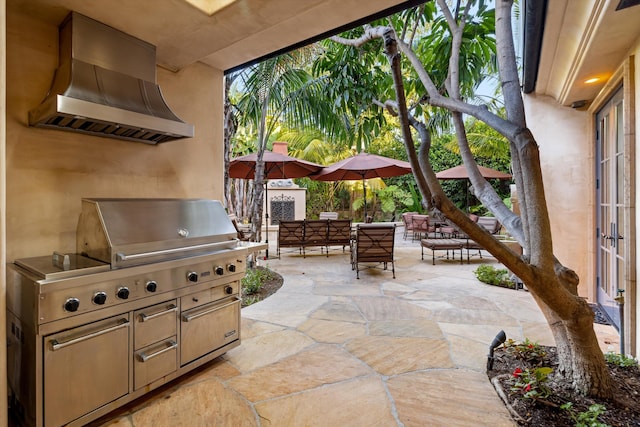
[411, 214, 435, 241]
[228, 214, 254, 241]
[454, 216, 503, 263]
[351, 224, 396, 279]
[303, 219, 330, 257]
[477, 216, 502, 235]
[327, 219, 352, 252]
[277, 220, 305, 257]
[401, 212, 417, 239]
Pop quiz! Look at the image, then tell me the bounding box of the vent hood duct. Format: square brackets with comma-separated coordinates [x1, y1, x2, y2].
[29, 12, 194, 144]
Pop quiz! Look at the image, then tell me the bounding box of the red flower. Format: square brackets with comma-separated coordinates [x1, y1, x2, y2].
[528, 344, 534, 349]
[524, 384, 531, 392]
[512, 368, 522, 377]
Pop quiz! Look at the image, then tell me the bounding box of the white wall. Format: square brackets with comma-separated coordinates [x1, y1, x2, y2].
[523, 95, 594, 299]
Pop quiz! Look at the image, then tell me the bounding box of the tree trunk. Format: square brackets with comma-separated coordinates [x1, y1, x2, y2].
[377, 19, 612, 398]
[223, 75, 235, 210]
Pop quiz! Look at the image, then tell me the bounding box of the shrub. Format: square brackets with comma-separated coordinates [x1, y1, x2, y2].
[509, 366, 553, 401]
[604, 352, 638, 368]
[474, 264, 515, 288]
[241, 266, 275, 295]
[503, 338, 547, 364]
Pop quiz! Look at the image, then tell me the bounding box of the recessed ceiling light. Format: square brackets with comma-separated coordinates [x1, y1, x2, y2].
[584, 77, 600, 84]
[183, 0, 236, 16]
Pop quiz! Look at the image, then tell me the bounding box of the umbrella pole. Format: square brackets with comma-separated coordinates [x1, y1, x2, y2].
[264, 180, 269, 259]
[465, 182, 469, 213]
[362, 177, 367, 222]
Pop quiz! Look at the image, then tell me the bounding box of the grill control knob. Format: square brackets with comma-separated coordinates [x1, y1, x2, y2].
[146, 281, 158, 292]
[93, 292, 107, 305]
[187, 272, 198, 283]
[64, 298, 80, 312]
[215, 266, 224, 276]
[224, 285, 234, 295]
[227, 264, 237, 273]
[116, 287, 130, 300]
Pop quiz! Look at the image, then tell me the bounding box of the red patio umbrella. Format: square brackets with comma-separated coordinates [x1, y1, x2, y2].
[310, 152, 413, 220]
[229, 150, 323, 258]
[436, 164, 512, 211]
[435, 164, 512, 180]
[229, 150, 323, 180]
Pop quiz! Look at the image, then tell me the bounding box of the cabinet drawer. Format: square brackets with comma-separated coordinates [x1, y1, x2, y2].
[134, 337, 178, 390]
[180, 296, 240, 365]
[134, 300, 178, 349]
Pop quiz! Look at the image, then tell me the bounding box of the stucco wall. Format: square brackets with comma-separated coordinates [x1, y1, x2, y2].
[6, 9, 224, 261]
[523, 95, 593, 298]
[633, 45, 639, 358]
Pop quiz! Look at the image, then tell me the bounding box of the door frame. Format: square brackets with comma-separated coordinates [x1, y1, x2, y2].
[591, 57, 636, 355]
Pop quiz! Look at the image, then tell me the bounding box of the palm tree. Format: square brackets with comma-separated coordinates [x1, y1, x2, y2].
[230, 49, 345, 240]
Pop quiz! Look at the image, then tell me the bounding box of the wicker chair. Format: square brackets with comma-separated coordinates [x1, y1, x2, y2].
[351, 224, 396, 279]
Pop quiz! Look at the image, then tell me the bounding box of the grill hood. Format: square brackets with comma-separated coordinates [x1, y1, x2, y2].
[77, 198, 238, 269]
[29, 12, 194, 144]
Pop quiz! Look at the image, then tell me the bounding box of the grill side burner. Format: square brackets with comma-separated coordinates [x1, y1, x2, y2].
[7, 198, 258, 427]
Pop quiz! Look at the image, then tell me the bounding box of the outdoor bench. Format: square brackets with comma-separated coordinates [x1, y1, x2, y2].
[277, 219, 352, 257]
[420, 238, 464, 265]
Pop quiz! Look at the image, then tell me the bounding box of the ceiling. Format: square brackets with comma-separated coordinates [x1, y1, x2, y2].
[8, 0, 415, 72]
[534, 0, 640, 106]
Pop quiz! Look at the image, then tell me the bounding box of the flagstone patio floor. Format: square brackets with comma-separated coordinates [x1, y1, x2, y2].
[93, 227, 619, 427]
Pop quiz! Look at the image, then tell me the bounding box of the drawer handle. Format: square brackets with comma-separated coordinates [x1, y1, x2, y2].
[181, 297, 239, 322]
[137, 340, 178, 362]
[139, 304, 178, 322]
[50, 318, 129, 351]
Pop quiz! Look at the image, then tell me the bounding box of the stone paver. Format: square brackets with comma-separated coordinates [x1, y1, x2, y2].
[254, 376, 397, 427]
[227, 344, 373, 401]
[388, 370, 514, 427]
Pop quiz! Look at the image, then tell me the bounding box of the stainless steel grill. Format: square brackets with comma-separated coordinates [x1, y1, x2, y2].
[7, 198, 257, 427]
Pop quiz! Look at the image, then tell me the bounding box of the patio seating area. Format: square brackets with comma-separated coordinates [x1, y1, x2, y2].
[91, 225, 620, 427]
[277, 219, 352, 257]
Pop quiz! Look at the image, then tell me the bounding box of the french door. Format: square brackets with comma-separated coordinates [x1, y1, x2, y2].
[596, 87, 624, 329]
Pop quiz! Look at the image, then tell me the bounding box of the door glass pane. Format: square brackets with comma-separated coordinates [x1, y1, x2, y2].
[601, 115, 609, 156]
[602, 161, 609, 203]
[616, 102, 624, 153]
[600, 248, 609, 291]
[617, 154, 624, 202]
[600, 205, 608, 231]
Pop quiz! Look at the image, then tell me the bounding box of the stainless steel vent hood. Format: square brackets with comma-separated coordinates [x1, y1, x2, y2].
[29, 12, 194, 144]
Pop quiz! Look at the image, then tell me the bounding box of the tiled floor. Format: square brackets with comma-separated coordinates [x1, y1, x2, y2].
[91, 227, 619, 426]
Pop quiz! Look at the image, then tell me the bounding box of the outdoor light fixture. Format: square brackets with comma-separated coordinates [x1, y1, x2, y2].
[571, 100, 588, 109]
[486, 330, 507, 371]
[183, 0, 237, 15]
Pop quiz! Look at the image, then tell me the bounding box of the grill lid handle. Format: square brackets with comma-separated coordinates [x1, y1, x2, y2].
[116, 239, 239, 262]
